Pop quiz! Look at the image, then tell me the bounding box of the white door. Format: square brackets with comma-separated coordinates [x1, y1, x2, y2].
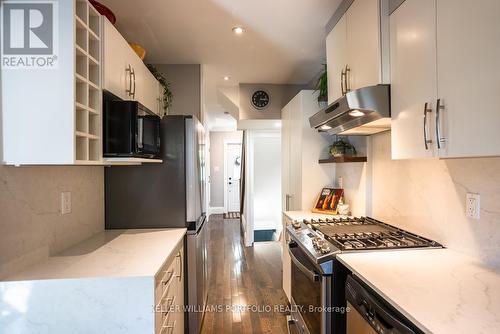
[390, 0, 438, 160]
[436, 0, 500, 158]
[225, 143, 241, 212]
[326, 14, 348, 103]
[346, 0, 381, 91]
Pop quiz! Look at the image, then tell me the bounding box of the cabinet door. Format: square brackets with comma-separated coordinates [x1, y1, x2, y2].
[281, 104, 291, 211]
[436, 0, 500, 158]
[136, 63, 160, 114]
[103, 19, 133, 100]
[282, 214, 292, 302]
[288, 96, 303, 210]
[326, 14, 348, 103]
[390, 0, 438, 160]
[346, 0, 381, 91]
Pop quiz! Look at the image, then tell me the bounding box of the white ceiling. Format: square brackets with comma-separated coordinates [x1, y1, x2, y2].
[101, 0, 341, 129]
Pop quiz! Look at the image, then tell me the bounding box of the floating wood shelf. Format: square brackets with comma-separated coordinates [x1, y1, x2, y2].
[318, 156, 367, 164]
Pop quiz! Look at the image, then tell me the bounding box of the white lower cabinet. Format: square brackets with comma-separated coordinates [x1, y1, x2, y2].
[155, 243, 184, 334]
[391, 0, 500, 159]
[282, 214, 292, 301]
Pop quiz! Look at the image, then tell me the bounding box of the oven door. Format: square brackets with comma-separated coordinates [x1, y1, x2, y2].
[289, 241, 331, 334]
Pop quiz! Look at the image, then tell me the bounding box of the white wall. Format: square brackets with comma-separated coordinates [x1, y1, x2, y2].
[0, 166, 104, 278]
[336, 131, 500, 268]
[253, 135, 282, 231]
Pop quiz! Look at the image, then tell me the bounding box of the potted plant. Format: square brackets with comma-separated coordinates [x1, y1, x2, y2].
[329, 137, 357, 157]
[315, 64, 328, 108]
[146, 64, 173, 117]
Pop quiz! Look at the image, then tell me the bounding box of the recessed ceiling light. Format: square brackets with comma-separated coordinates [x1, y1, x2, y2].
[223, 76, 230, 81]
[232, 26, 245, 35]
[348, 110, 365, 117]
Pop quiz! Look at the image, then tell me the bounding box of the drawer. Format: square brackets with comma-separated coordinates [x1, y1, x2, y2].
[158, 307, 177, 334]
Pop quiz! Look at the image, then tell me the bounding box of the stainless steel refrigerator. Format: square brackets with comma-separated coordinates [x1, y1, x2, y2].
[105, 115, 209, 334]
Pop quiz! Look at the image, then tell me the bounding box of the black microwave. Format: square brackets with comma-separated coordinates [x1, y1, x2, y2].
[103, 99, 160, 158]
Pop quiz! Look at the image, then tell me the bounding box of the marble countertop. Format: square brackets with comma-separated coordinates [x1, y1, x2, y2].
[3, 228, 186, 281]
[338, 249, 500, 334]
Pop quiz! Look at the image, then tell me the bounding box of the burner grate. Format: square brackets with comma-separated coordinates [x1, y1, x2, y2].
[303, 217, 441, 251]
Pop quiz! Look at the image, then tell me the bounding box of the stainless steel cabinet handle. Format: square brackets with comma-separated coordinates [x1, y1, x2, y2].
[436, 98, 445, 149]
[131, 67, 136, 99]
[175, 252, 182, 281]
[345, 65, 351, 93]
[126, 64, 133, 96]
[340, 69, 346, 96]
[423, 102, 433, 150]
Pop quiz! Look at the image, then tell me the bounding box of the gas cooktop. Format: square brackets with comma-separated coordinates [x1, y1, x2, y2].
[287, 216, 442, 263]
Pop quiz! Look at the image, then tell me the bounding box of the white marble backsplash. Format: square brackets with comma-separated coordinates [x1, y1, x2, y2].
[337, 131, 500, 268]
[0, 166, 104, 279]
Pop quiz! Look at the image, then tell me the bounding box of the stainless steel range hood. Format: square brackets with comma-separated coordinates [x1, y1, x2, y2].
[309, 84, 391, 135]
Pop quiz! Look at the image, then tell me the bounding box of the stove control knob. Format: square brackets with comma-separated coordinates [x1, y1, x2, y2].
[320, 244, 331, 254]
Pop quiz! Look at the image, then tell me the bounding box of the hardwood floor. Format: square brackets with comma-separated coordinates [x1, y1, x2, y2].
[200, 215, 289, 334]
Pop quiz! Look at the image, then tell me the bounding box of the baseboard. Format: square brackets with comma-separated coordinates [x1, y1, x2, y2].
[208, 206, 224, 216]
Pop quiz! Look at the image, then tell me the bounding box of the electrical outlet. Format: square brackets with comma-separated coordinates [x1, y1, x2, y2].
[466, 193, 480, 220]
[61, 192, 72, 215]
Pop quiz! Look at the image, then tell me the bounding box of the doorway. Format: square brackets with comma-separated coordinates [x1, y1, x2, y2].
[224, 142, 242, 214]
[243, 130, 282, 245]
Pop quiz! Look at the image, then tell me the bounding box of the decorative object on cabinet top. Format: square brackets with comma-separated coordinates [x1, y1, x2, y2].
[129, 43, 146, 60]
[314, 64, 328, 108]
[146, 64, 173, 117]
[89, 0, 116, 24]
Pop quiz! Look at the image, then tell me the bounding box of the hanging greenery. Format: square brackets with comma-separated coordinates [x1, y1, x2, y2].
[314, 64, 328, 104]
[146, 64, 173, 117]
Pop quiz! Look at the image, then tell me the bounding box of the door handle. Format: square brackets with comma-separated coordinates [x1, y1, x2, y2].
[436, 98, 445, 149]
[423, 102, 433, 150]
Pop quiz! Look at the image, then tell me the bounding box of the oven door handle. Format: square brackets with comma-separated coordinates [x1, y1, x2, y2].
[288, 243, 320, 282]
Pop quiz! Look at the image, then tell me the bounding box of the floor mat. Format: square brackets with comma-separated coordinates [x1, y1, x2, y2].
[254, 229, 276, 242]
[223, 212, 240, 219]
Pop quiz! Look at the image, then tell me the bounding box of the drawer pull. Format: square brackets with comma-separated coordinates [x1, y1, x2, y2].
[161, 269, 174, 285]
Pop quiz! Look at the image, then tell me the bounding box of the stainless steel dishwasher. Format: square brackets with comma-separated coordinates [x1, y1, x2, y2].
[345, 275, 424, 334]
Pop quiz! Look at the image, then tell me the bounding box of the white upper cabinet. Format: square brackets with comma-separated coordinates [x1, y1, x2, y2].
[391, 0, 500, 159]
[346, 0, 382, 91]
[103, 19, 161, 115]
[436, 0, 500, 158]
[390, 0, 437, 160]
[326, 15, 348, 103]
[326, 0, 387, 103]
[1, 0, 103, 165]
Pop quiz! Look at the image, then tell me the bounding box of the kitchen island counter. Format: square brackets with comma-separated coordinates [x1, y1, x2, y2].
[0, 228, 186, 334]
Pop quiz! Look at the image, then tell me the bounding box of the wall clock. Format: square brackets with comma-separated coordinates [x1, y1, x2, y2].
[251, 90, 270, 110]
